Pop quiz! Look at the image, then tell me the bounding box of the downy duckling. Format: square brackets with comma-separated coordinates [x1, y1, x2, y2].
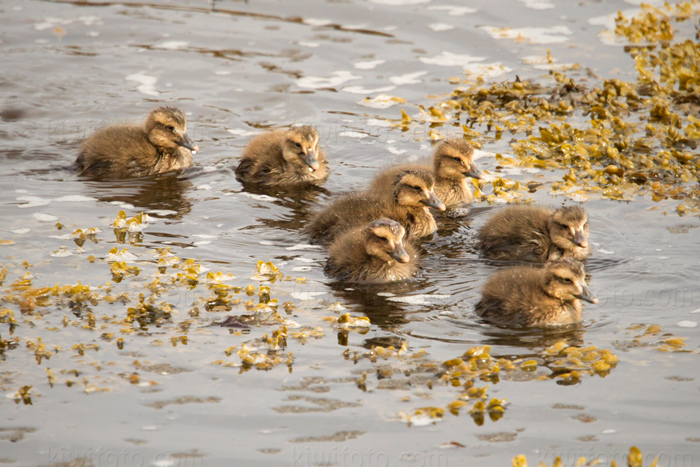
[475, 259, 598, 328]
[432, 138, 481, 209]
[76, 107, 199, 178]
[477, 205, 590, 262]
[306, 168, 445, 242]
[235, 126, 328, 186]
[325, 219, 418, 284]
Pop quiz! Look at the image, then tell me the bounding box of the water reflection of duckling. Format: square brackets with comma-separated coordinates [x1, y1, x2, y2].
[477, 205, 590, 262]
[475, 259, 598, 328]
[235, 126, 328, 186]
[325, 219, 418, 284]
[306, 168, 445, 242]
[431, 139, 481, 209]
[76, 107, 199, 179]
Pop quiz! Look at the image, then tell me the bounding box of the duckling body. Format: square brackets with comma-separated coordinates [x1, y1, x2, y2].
[306, 167, 445, 243]
[76, 107, 198, 179]
[325, 219, 418, 284]
[431, 139, 481, 209]
[477, 205, 590, 262]
[475, 259, 597, 328]
[235, 126, 328, 186]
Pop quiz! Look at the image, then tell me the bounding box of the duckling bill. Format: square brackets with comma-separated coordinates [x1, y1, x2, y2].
[475, 259, 597, 328]
[76, 106, 199, 179]
[235, 126, 329, 186]
[325, 218, 418, 284]
[477, 205, 591, 262]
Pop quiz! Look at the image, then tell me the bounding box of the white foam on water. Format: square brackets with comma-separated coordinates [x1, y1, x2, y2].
[428, 23, 454, 32]
[342, 85, 396, 94]
[227, 128, 260, 137]
[388, 294, 450, 305]
[427, 5, 476, 16]
[126, 73, 159, 96]
[17, 196, 51, 208]
[303, 18, 333, 26]
[517, 0, 555, 9]
[481, 25, 573, 44]
[339, 131, 369, 139]
[420, 51, 486, 67]
[291, 291, 326, 300]
[12, 228, 31, 235]
[34, 213, 58, 222]
[387, 147, 407, 155]
[243, 193, 277, 202]
[54, 195, 97, 202]
[286, 244, 323, 251]
[298, 41, 320, 48]
[354, 60, 385, 70]
[155, 41, 188, 50]
[296, 71, 361, 89]
[369, 0, 429, 4]
[389, 71, 428, 85]
[357, 94, 404, 109]
[464, 62, 512, 78]
[367, 119, 392, 128]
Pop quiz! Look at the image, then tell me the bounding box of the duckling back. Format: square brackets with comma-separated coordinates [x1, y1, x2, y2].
[76, 107, 197, 179]
[476, 259, 595, 327]
[477, 205, 555, 262]
[305, 191, 388, 243]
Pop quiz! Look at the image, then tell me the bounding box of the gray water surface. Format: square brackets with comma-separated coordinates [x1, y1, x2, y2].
[1, 0, 700, 466]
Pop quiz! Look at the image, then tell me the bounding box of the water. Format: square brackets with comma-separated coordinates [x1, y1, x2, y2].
[1, 0, 700, 466]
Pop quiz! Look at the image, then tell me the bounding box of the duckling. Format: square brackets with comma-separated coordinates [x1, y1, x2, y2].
[431, 138, 481, 209]
[477, 205, 590, 262]
[235, 126, 328, 186]
[475, 259, 598, 328]
[76, 107, 199, 178]
[325, 219, 418, 284]
[306, 168, 445, 242]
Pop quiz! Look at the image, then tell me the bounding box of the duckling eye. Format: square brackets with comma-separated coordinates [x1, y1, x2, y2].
[561, 277, 573, 284]
[294, 142, 302, 149]
[167, 125, 176, 132]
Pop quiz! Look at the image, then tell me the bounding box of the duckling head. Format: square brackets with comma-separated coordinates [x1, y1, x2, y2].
[549, 206, 589, 250]
[364, 219, 410, 263]
[393, 169, 446, 211]
[145, 107, 200, 154]
[543, 259, 598, 304]
[433, 138, 481, 181]
[282, 126, 321, 173]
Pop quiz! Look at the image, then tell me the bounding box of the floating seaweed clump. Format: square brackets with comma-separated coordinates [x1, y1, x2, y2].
[398, 4, 700, 213]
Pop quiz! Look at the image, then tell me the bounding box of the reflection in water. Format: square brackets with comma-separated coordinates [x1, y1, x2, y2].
[240, 180, 331, 232]
[84, 172, 194, 219]
[326, 278, 433, 330]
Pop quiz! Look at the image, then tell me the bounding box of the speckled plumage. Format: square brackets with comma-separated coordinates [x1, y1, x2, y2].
[325, 219, 418, 284]
[475, 259, 597, 328]
[235, 126, 328, 186]
[76, 107, 198, 179]
[306, 167, 444, 243]
[477, 205, 591, 262]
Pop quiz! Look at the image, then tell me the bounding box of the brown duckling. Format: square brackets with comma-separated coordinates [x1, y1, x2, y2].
[76, 107, 199, 179]
[475, 259, 598, 328]
[431, 138, 481, 209]
[235, 126, 329, 186]
[477, 205, 590, 262]
[325, 218, 418, 284]
[306, 167, 445, 243]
